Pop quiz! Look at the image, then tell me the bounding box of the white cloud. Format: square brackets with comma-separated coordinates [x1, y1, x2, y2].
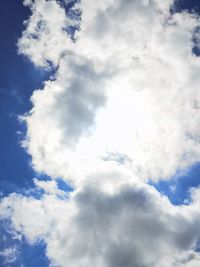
[0, 247, 18, 265]
[1, 177, 200, 267]
[19, 0, 200, 183]
[18, 0, 79, 68]
[33, 178, 67, 197]
[2, 0, 200, 266]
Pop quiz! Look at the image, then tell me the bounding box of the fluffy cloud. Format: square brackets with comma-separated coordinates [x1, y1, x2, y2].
[1, 176, 200, 267]
[18, 0, 79, 68]
[2, 0, 200, 266]
[19, 0, 200, 183]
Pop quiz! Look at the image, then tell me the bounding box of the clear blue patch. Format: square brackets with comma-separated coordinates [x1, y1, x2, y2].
[56, 178, 74, 193]
[173, 0, 200, 14]
[192, 46, 200, 56]
[0, 220, 49, 267]
[16, 240, 49, 267]
[0, 0, 52, 197]
[192, 27, 200, 57]
[151, 163, 200, 205]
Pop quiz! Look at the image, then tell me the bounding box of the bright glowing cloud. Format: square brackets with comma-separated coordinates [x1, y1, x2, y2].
[20, 0, 200, 184]
[1, 0, 200, 266]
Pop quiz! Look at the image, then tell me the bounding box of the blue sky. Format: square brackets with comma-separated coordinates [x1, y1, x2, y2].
[0, 0, 48, 194]
[0, 1, 50, 266]
[1, 0, 200, 266]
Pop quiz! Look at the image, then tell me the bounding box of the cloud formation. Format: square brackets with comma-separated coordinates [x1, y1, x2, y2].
[1, 0, 200, 266]
[1, 177, 200, 267]
[19, 0, 200, 183]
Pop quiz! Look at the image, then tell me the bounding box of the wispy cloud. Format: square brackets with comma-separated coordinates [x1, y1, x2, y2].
[0, 247, 18, 265]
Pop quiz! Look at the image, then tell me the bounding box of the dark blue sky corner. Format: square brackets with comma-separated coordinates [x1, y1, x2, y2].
[170, 0, 200, 57]
[172, 0, 200, 15]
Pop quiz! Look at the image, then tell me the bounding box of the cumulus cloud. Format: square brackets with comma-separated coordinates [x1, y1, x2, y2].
[19, 0, 200, 183]
[18, 0, 79, 68]
[1, 177, 200, 267]
[1, 0, 200, 266]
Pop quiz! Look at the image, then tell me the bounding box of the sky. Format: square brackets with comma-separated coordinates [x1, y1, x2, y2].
[1, 0, 200, 266]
